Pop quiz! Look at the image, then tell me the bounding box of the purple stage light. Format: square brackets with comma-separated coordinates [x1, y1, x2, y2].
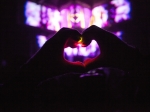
[114, 31, 123, 39]
[111, 0, 131, 23]
[64, 40, 100, 57]
[25, 0, 131, 62]
[25, 0, 131, 31]
[90, 5, 108, 28]
[47, 9, 61, 31]
[61, 4, 91, 29]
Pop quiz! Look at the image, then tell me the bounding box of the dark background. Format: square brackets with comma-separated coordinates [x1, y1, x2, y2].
[0, 0, 150, 83]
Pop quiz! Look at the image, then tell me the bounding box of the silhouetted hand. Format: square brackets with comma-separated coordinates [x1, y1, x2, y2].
[82, 25, 141, 71]
[23, 28, 85, 79]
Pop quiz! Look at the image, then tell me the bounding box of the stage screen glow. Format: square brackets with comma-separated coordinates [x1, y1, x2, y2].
[25, 0, 131, 31]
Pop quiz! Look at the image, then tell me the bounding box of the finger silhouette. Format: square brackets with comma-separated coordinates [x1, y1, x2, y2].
[45, 28, 82, 57]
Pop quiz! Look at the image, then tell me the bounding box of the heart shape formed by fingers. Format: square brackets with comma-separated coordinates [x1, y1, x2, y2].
[64, 36, 100, 63]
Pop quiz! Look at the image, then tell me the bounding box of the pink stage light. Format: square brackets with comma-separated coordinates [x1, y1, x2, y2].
[25, 1, 41, 27]
[83, 8, 91, 28]
[91, 6, 108, 28]
[111, 0, 131, 23]
[47, 9, 61, 31]
[36, 32, 122, 62]
[25, 0, 131, 31]
[115, 31, 123, 39]
[24, 1, 130, 62]
[62, 5, 90, 29]
[64, 47, 73, 56]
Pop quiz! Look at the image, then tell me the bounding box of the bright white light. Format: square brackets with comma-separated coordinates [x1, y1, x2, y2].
[64, 47, 73, 56]
[90, 40, 98, 52]
[111, 0, 125, 6]
[36, 34, 100, 60]
[91, 6, 108, 28]
[25, 1, 131, 30]
[41, 6, 48, 24]
[37, 35, 47, 47]
[25, 1, 41, 27]
[83, 8, 91, 28]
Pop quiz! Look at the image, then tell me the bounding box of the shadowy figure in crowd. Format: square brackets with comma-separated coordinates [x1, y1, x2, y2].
[1, 25, 150, 111]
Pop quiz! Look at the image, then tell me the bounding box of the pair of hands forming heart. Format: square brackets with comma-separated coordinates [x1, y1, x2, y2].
[26, 25, 141, 79]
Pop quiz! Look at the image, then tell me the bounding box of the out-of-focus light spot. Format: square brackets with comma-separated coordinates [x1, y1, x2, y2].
[78, 37, 83, 43]
[25, 1, 41, 27]
[90, 40, 98, 52]
[114, 31, 123, 39]
[47, 9, 61, 31]
[116, 31, 122, 37]
[36, 34, 100, 61]
[64, 39, 100, 57]
[91, 6, 108, 28]
[111, 0, 131, 23]
[83, 8, 91, 28]
[37, 35, 47, 47]
[79, 47, 88, 56]
[65, 5, 86, 29]
[77, 43, 83, 47]
[111, 0, 125, 6]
